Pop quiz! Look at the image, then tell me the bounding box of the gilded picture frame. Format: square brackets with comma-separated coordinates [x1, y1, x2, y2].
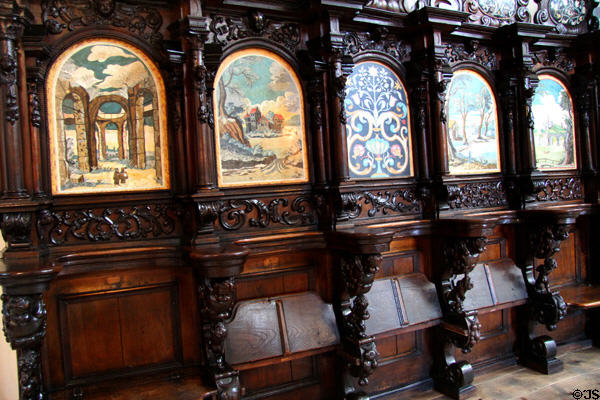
[47, 38, 170, 195]
[213, 48, 309, 188]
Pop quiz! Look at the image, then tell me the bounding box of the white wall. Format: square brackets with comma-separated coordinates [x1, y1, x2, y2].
[0, 235, 19, 400]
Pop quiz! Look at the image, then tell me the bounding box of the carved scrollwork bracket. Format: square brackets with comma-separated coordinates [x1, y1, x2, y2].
[0, 212, 33, 250]
[433, 220, 491, 398]
[516, 209, 579, 374]
[328, 230, 393, 399]
[1, 267, 60, 400]
[188, 245, 248, 400]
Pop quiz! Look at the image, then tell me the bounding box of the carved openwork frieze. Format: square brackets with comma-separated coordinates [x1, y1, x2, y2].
[36, 204, 178, 246]
[197, 196, 317, 232]
[443, 40, 497, 70]
[533, 177, 582, 202]
[533, 49, 575, 73]
[207, 12, 300, 51]
[343, 30, 411, 63]
[446, 181, 507, 209]
[336, 189, 421, 221]
[42, 0, 163, 45]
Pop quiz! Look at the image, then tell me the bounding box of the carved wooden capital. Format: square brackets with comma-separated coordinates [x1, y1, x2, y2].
[1, 212, 32, 249]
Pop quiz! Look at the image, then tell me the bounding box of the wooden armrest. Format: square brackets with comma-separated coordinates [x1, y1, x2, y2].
[559, 284, 600, 309]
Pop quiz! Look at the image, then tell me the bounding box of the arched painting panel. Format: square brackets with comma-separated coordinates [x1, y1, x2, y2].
[532, 75, 577, 170]
[344, 61, 413, 179]
[213, 48, 309, 187]
[445, 69, 501, 175]
[47, 38, 170, 194]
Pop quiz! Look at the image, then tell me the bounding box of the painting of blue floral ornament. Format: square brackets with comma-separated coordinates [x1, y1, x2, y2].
[344, 61, 413, 179]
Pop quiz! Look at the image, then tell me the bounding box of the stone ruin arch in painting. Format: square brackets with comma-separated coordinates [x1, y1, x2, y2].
[47, 38, 169, 194]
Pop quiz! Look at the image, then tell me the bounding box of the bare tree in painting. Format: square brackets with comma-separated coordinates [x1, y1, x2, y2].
[217, 65, 258, 148]
[559, 90, 574, 165]
[457, 90, 470, 145]
[476, 87, 491, 140]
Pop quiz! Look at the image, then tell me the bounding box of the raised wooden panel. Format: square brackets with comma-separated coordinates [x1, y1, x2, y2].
[119, 286, 179, 367]
[61, 297, 123, 378]
[59, 284, 181, 381]
[479, 310, 506, 338]
[552, 233, 578, 286]
[237, 270, 312, 301]
[480, 239, 504, 261]
[241, 362, 292, 392]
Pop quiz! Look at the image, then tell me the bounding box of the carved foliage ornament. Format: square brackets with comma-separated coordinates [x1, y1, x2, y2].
[42, 0, 163, 45]
[533, 49, 575, 73]
[0, 15, 24, 125]
[207, 12, 300, 51]
[198, 196, 316, 231]
[343, 31, 411, 63]
[36, 205, 177, 246]
[443, 41, 497, 70]
[534, 177, 582, 202]
[337, 189, 420, 220]
[447, 181, 507, 209]
[0, 213, 32, 247]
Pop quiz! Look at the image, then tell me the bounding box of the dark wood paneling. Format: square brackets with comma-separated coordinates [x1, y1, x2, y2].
[61, 297, 124, 378]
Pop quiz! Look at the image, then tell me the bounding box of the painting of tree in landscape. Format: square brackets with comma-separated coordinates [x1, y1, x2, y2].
[213, 48, 309, 187]
[344, 61, 413, 179]
[47, 39, 169, 194]
[532, 75, 576, 170]
[445, 70, 500, 175]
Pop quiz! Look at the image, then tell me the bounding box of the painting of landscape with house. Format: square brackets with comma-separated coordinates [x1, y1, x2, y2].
[214, 48, 309, 187]
[47, 39, 170, 194]
[445, 69, 500, 175]
[532, 75, 576, 170]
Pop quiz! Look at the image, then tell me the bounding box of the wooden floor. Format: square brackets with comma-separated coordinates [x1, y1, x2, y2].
[389, 345, 600, 400]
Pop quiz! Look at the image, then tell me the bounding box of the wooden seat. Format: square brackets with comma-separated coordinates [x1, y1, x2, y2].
[559, 284, 600, 309]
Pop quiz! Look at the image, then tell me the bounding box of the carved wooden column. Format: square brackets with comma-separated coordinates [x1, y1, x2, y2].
[515, 209, 579, 374]
[188, 245, 249, 400]
[1, 265, 60, 400]
[432, 219, 492, 399]
[0, 1, 30, 198]
[328, 229, 394, 400]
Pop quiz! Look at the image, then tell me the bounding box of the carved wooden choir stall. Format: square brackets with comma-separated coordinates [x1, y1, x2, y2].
[1, 0, 600, 399]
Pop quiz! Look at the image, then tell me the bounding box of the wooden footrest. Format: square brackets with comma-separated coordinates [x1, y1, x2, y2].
[560, 284, 600, 309]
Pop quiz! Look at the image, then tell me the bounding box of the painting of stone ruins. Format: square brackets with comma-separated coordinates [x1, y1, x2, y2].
[214, 48, 309, 187]
[445, 69, 500, 175]
[532, 75, 576, 170]
[47, 39, 169, 194]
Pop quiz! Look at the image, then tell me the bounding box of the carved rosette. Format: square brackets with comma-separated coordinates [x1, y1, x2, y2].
[339, 253, 382, 386]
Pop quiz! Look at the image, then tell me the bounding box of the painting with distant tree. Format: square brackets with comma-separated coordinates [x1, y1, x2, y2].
[445, 69, 500, 175]
[47, 38, 170, 194]
[532, 75, 576, 170]
[214, 48, 309, 187]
